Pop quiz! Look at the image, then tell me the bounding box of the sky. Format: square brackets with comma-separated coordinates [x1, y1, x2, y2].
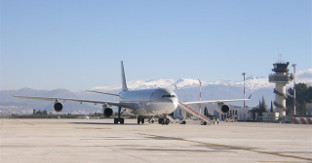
[1, 0, 311, 91]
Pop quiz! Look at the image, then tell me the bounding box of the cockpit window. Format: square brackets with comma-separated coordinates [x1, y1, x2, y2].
[162, 94, 176, 98]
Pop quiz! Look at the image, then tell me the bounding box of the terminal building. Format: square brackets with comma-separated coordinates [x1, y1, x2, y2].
[173, 104, 253, 121]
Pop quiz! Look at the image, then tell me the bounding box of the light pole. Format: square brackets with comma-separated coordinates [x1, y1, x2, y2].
[242, 72, 246, 109]
[292, 64, 296, 115]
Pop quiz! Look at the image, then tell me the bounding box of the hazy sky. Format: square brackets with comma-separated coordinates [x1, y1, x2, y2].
[1, 0, 311, 91]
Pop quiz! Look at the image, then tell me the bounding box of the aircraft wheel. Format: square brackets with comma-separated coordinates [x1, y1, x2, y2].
[114, 118, 118, 124]
[158, 118, 164, 124]
[201, 121, 208, 125]
[120, 118, 124, 124]
[165, 119, 170, 125]
[142, 118, 144, 124]
[137, 118, 141, 124]
[161, 119, 167, 125]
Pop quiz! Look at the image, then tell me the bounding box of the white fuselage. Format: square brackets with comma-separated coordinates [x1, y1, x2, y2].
[119, 88, 178, 116]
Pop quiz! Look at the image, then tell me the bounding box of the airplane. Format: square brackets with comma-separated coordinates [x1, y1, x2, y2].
[14, 61, 249, 125]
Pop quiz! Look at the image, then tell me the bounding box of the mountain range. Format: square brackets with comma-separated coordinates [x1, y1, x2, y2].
[1, 69, 311, 115]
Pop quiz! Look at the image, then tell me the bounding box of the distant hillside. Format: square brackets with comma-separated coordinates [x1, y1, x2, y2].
[1, 69, 311, 115]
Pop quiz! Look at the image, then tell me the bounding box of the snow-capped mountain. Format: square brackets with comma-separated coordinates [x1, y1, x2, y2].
[92, 77, 273, 91]
[92, 68, 311, 91]
[1, 69, 311, 115]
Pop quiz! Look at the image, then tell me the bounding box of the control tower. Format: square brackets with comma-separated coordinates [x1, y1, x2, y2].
[269, 62, 292, 117]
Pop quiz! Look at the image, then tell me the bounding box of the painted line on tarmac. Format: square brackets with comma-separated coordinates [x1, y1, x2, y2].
[139, 133, 312, 162]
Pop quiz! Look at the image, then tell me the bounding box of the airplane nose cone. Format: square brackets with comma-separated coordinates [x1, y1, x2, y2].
[170, 98, 179, 110]
[173, 100, 178, 109]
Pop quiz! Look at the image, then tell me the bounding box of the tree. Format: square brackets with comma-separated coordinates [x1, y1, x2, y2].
[258, 96, 267, 114]
[204, 106, 213, 119]
[249, 96, 267, 120]
[286, 83, 312, 115]
[270, 101, 273, 113]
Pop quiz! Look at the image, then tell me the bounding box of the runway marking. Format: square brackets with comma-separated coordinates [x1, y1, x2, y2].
[128, 148, 233, 153]
[16, 119, 35, 126]
[140, 133, 312, 162]
[111, 147, 148, 162]
[80, 136, 150, 141]
[80, 138, 146, 141]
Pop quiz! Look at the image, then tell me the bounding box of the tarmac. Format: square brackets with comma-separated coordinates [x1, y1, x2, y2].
[0, 118, 311, 163]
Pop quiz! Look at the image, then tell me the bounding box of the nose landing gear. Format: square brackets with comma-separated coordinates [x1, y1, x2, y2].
[114, 117, 124, 124]
[148, 116, 155, 123]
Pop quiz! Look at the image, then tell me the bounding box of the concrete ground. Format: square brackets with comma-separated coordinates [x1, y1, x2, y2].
[0, 119, 311, 163]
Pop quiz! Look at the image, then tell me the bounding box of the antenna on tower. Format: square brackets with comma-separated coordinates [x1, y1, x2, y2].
[277, 49, 284, 63]
[278, 54, 283, 63]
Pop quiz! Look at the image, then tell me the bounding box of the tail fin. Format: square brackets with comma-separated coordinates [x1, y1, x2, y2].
[121, 61, 128, 91]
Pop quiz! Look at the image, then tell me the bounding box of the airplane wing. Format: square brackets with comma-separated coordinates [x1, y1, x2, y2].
[13, 95, 139, 110]
[179, 98, 250, 124]
[183, 99, 250, 105]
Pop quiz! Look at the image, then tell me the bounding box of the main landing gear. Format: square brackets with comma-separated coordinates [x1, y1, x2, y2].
[114, 118, 124, 124]
[114, 107, 124, 124]
[158, 117, 170, 125]
[137, 116, 144, 124]
[136, 115, 171, 125]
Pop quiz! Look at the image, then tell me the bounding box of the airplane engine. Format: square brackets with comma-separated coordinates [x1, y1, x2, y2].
[217, 104, 229, 114]
[53, 102, 63, 112]
[104, 108, 113, 117]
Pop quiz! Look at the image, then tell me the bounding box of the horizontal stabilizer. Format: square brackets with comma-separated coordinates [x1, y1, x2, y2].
[86, 90, 119, 97]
